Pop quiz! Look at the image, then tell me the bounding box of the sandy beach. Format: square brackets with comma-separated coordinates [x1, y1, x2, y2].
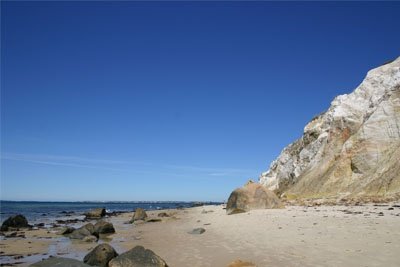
[1, 203, 400, 267]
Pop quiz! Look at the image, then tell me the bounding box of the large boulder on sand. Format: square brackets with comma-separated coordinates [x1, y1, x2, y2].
[83, 243, 118, 267]
[226, 181, 284, 215]
[108, 246, 168, 267]
[30, 257, 91, 266]
[1, 214, 30, 231]
[130, 208, 148, 222]
[94, 220, 115, 234]
[85, 208, 106, 219]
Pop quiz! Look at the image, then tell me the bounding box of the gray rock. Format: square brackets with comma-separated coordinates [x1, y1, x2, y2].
[226, 181, 284, 215]
[94, 220, 115, 234]
[108, 245, 168, 267]
[1, 214, 30, 231]
[188, 228, 206, 235]
[30, 257, 91, 266]
[85, 208, 106, 219]
[83, 243, 118, 267]
[69, 223, 97, 240]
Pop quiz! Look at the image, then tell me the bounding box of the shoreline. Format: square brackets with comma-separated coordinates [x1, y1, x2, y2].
[1, 203, 400, 266]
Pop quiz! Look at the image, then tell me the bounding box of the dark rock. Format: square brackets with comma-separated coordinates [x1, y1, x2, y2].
[188, 228, 205, 235]
[30, 257, 92, 266]
[1, 215, 30, 231]
[108, 246, 168, 267]
[226, 181, 284, 215]
[85, 208, 106, 219]
[94, 220, 115, 234]
[157, 212, 169, 217]
[130, 208, 148, 223]
[83, 243, 118, 267]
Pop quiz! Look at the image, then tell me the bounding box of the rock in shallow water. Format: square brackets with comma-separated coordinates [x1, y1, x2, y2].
[30, 257, 91, 267]
[226, 181, 284, 215]
[83, 243, 118, 267]
[85, 208, 106, 219]
[68, 223, 98, 240]
[108, 246, 168, 267]
[1, 214, 30, 231]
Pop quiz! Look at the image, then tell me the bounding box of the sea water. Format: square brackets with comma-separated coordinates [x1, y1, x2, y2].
[0, 200, 212, 225]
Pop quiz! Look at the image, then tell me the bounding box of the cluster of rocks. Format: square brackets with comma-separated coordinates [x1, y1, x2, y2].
[31, 245, 169, 267]
[57, 220, 116, 242]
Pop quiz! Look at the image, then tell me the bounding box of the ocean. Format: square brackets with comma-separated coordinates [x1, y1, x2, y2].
[0, 200, 218, 225]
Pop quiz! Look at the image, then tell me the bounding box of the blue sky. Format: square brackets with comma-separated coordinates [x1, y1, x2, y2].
[1, 1, 399, 201]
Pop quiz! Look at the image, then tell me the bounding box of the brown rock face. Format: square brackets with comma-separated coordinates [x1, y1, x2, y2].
[259, 57, 400, 202]
[226, 182, 284, 215]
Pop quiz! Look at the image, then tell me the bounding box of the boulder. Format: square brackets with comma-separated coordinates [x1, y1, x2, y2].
[94, 220, 115, 234]
[188, 228, 206, 235]
[85, 208, 106, 219]
[30, 257, 91, 267]
[83, 243, 118, 267]
[226, 182, 284, 215]
[108, 246, 168, 267]
[69, 223, 98, 240]
[1, 214, 30, 231]
[157, 212, 169, 217]
[130, 208, 147, 222]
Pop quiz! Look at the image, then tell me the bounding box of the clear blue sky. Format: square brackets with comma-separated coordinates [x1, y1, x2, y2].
[1, 1, 399, 201]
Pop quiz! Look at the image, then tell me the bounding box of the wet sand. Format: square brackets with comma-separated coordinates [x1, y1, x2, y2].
[1, 203, 400, 266]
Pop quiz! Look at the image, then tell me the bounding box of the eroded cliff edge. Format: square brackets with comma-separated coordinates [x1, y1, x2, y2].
[259, 57, 400, 201]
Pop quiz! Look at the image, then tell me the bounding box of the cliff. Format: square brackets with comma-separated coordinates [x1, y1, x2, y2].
[259, 57, 400, 201]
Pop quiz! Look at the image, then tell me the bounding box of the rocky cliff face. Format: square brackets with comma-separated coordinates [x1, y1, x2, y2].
[259, 57, 400, 201]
